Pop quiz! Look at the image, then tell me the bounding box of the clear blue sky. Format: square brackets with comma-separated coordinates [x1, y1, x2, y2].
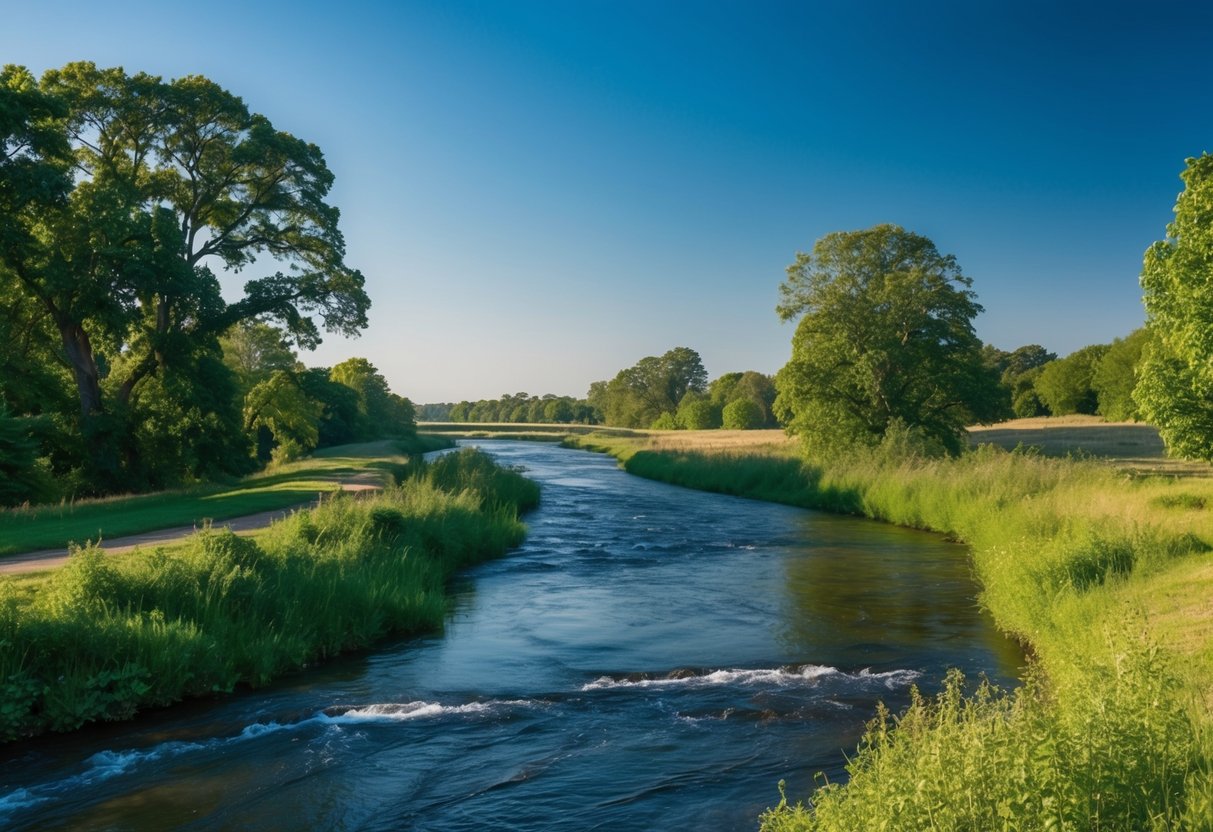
[5, 1, 1212, 402]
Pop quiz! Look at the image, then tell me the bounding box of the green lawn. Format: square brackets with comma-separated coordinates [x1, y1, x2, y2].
[0, 440, 423, 558]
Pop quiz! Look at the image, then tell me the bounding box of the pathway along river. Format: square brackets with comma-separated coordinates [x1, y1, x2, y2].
[0, 441, 1022, 830]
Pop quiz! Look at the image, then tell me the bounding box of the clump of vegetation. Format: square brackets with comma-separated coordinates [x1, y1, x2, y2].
[0, 448, 536, 741]
[762, 656, 1211, 832]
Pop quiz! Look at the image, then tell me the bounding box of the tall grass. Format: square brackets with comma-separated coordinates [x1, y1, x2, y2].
[0, 448, 537, 741]
[565, 434, 1213, 830]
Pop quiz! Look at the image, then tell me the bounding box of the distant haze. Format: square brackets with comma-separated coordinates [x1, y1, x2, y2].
[6, 1, 1211, 401]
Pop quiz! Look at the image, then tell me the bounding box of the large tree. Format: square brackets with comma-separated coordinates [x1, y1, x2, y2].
[1136, 154, 1213, 458]
[774, 224, 1001, 455]
[589, 347, 708, 428]
[0, 63, 369, 486]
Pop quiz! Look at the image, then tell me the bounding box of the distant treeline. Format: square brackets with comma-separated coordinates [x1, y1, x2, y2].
[420, 394, 599, 424]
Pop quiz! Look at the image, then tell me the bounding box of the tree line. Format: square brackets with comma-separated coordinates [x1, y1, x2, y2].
[421, 394, 598, 425]
[0, 63, 411, 505]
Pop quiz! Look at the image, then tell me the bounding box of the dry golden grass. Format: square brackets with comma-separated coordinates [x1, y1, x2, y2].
[967, 415, 1213, 476]
[637, 429, 796, 454]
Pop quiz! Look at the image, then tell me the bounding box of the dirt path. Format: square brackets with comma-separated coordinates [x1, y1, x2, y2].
[0, 480, 381, 577]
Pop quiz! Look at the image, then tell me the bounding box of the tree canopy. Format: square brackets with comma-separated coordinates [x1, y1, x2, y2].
[1136, 154, 1213, 458]
[588, 347, 708, 428]
[1033, 344, 1108, 417]
[0, 62, 371, 490]
[774, 224, 1001, 455]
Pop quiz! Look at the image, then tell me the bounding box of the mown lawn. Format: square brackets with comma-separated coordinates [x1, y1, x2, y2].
[0, 439, 440, 558]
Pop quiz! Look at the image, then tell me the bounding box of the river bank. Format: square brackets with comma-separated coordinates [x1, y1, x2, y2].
[0, 449, 538, 743]
[564, 432, 1213, 829]
[0, 440, 1016, 830]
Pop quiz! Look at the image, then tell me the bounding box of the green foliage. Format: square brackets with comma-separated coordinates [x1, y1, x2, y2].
[722, 397, 764, 429]
[298, 367, 361, 448]
[220, 320, 300, 395]
[0, 62, 370, 491]
[650, 411, 679, 430]
[677, 393, 721, 430]
[0, 449, 535, 741]
[1034, 344, 1109, 416]
[244, 371, 323, 459]
[1093, 329, 1149, 421]
[710, 371, 778, 427]
[131, 349, 256, 487]
[589, 347, 708, 428]
[439, 393, 596, 425]
[419, 447, 541, 513]
[774, 225, 1001, 456]
[1010, 367, 1050, 418]
[987, 344, 1056, 420]
[330, 357, 415, 439]
[762, 654, 1202, 832]
[0, 407, 55, 506]
[1136, 154, 1213, 460]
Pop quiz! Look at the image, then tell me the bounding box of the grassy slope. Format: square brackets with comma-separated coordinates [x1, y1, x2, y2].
[0, 448, 536, 741]
[0, 436, 451, 558]
[564, 429, 1213, 830]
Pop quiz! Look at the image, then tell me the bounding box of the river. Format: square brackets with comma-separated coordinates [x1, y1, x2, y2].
[0, 441, 1021, 830]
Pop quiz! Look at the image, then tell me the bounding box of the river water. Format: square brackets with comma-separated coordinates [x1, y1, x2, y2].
[0, 441, 1021, 830]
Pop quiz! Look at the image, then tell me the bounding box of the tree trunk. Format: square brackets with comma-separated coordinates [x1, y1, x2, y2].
[58, 321, 103, 418]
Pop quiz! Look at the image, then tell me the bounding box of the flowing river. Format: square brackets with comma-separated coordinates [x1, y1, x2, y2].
[0, 441, 1021, 830]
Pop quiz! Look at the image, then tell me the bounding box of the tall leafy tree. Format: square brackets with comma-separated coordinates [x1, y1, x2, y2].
[243, 370, 322, 462]
[590, 347, 708, 427]
[1, 63, 369, 486]
[1093, 329, 1149, 422]
[1136, 154, 1213, 458]
[329, 357, 415, 439]
[774, 224, 1000, 455]
[221, 319, 300, 394]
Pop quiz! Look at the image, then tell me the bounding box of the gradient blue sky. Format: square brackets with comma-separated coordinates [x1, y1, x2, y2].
[5, 1, 1212, 402]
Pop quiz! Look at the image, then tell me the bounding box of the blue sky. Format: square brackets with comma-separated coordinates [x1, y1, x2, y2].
[5, 1, 1212, 401]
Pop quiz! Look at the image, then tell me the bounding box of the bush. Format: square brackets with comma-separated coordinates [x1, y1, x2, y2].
[722, 398, 765, 429]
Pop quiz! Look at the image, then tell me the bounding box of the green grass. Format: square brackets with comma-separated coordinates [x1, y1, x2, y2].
[565, 433, 1213, 830]
[0, 436, 453, 558]
[0, 447, 537, 741]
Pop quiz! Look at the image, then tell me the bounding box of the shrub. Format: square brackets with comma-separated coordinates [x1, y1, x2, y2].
[722, 398, 765, 429]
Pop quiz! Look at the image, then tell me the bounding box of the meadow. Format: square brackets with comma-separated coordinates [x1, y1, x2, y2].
[564, 425, 1213, 830]
[0, 436, 452, 558]
[0, 448, 538, 742]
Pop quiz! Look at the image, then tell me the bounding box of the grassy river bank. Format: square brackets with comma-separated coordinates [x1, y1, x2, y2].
[0, 448, 538, 742]
[564, 431, 1213, 830]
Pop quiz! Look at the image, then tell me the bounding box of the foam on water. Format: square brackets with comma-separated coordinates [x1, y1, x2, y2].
[323, 699, 535, 723]
[581, 664, 921, 691]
